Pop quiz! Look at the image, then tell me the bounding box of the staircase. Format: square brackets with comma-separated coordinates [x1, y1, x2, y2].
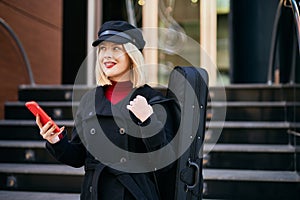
[0, 84, 299, 199]
[0, 85, 83, 199]
[203, 84, 300, 199]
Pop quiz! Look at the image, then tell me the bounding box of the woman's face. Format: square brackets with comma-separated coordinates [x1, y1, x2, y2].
[98, 41, 132, 82]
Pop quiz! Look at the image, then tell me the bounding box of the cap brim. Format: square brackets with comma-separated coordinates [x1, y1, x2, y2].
[92, 35, 131, 47]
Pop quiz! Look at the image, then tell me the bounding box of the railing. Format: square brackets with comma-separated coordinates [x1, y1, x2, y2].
[267, 0, 300, 85]
[0, 18, 35, 85]
[266, 0, 300, 175]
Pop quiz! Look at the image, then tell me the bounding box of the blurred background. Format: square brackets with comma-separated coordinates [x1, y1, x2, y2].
[0, 0, 299, 199]
[0, 0, 298, 117]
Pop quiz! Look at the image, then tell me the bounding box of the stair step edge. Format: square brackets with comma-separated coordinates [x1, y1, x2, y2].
[1, 141, 294, 153]
[0, 120, 74, 126]
[0, 190, 80, 200]
[204, 144, 295, 153]
[0, 140, 45, 148]
[6, 101, 300, 107]
[208, 121, 293, 128]
[5, 101, 79, 106]
[0, 163, 84, 175]
[203, 169, 300, 182]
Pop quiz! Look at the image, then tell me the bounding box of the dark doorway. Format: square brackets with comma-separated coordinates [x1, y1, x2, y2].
[229, 0, 278, 83]
[62, 0, 87, 84]
[62, 0, 143, 84]
[102, 0, 142, 27]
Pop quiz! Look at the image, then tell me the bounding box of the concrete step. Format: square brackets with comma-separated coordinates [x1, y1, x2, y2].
[0, 190, 222, 200]
[18, 85, 90, 102]
[0, 140, 57, 164]
[0, 140, 294, 171]
[0, 190, 80, 200]
[1, 164, 299, 199]
[0, 119, 293, 144]
[18, 84, 300, 102]
[6, 100, 300, 122]
[0, 191, 225, 200]
[18, 84, 167, 102]
[203, 169, 300, 199]
[208, 101, 300, 122]
[204, 144, 295, 170]
[206, 121, 292, 144]
[210, 84, 300, 102]
[0, 163, 84, 192]
[0, 119, 290, 144]
[4, 101, 78, 120]
[0, 120, 74, 140]
[204, 168, 300, 182]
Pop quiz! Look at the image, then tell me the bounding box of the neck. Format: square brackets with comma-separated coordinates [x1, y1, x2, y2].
[104, 81, 133, 104]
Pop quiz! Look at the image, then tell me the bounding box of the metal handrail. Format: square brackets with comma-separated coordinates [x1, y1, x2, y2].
[290, 0, 300, 51]
[0, 18, 35, 85]
[267, 0, 284, 85]
[267, 0, 300, 85]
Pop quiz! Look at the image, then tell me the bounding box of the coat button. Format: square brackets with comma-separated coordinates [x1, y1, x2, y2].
[120, 157, 127, 163]
[90, 128, 96, 135]
[119, 128, 125, 135]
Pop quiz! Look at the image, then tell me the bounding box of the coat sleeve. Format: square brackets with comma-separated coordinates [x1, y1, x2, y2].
[45, 103, 87, 168]
[45, 127, 86, 168]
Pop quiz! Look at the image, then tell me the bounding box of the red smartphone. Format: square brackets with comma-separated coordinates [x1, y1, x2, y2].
[25, 101, 61, 133]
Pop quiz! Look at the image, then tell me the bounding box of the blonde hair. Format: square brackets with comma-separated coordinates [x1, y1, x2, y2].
[95, 42, 146, 88]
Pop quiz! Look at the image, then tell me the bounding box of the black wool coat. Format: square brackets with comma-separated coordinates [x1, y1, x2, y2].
[46, 84, 179, 200]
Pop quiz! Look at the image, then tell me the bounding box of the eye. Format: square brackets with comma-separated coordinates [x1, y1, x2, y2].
[99, 45, 106, 51]
[113, 45, 124, 51]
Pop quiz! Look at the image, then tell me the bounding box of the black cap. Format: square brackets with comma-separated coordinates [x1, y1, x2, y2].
[92, 21, 145, 51]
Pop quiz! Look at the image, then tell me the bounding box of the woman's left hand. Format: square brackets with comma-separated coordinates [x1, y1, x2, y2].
[127, 95, 153, 123]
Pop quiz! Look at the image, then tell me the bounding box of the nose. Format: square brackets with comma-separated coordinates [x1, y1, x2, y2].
[103, 48, 113, 59]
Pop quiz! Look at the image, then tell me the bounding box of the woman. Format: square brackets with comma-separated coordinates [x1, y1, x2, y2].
[36, 21, 178, 200]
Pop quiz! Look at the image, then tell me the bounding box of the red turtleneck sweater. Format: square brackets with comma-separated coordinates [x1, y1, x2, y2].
[104, 81, 133, 104]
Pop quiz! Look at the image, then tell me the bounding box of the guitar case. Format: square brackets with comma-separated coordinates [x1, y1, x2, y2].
[156, 66, 208, 200]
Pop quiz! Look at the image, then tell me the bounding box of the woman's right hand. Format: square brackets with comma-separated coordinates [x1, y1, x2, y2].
[36, 114, 64, 144]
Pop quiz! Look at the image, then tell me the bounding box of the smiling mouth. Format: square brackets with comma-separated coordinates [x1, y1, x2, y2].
[104, 61, 116, 69]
